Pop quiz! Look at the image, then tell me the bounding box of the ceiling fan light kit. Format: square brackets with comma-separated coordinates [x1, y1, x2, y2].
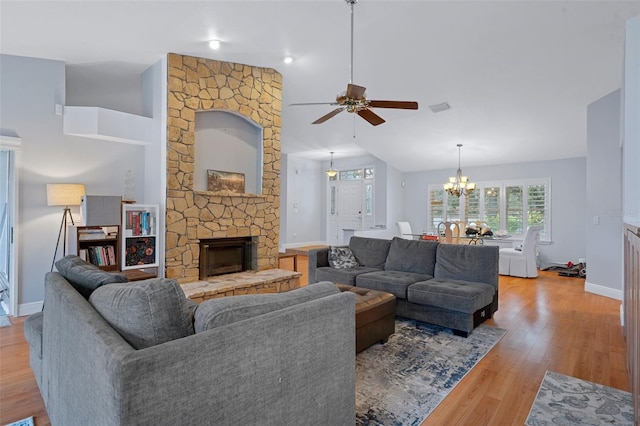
[444, 144, 476, 197]
[290, 0, 419, 126]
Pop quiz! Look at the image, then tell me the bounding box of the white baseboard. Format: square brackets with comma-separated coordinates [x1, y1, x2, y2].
[18, 301, 43, 317]
[584, 281, 623, 300]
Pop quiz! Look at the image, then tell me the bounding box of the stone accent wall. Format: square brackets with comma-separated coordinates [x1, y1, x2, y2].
[166, 53, 282, 283]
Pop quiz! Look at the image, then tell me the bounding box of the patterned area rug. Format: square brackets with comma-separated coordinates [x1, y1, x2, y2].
[5, 417, 34, 426]
[525, 370, 634, 425]
[355, 318, 507, 425]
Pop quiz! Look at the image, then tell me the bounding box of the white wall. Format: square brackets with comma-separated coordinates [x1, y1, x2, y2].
[586, 90, 623, 298]
[142, 58, 167, 277]
[0, 54, 146, 313]
[282, 155, 325, 248]
[402, 157, 587, 267]
[66, 64, 145, 116]
[623, 16, 640, 227]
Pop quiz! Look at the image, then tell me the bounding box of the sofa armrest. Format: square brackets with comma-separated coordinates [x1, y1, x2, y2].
[307, 247, 331, 284]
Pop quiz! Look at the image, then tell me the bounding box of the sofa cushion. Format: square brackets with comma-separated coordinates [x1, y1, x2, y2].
[355, 270, 432, 299]
[384, 237, 438, 276]
[315, 266, 381, 286]
[89, 278, 195, 349]
[194, 281, 339, 333]
[434, 244, 499, 287]
[55, 255, 128, 299]
[328, 246, 359, 269]
[349, 236, 391, 269]
[408, 279, 495, 313]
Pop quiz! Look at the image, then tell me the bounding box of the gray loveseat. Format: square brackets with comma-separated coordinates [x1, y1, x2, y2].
[24, 256, 356, 426]
[308, 236, 499, 337]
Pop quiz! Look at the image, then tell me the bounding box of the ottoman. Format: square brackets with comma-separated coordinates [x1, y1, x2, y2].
[336, 284, 396, 353]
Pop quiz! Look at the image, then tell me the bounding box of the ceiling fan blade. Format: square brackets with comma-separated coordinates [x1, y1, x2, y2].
[368, 100, 419, 110]
[346, 84, 367, 100]
[312, 107, 345, 124]
[357, 109, 386, 126]
[290, 102, 340, 106]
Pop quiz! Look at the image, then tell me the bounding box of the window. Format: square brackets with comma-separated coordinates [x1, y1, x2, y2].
[427, 178, 551, 241]
[364, 183, 373, 216]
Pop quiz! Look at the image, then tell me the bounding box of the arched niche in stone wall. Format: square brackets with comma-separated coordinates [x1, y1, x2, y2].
[194, 110, 263, 195]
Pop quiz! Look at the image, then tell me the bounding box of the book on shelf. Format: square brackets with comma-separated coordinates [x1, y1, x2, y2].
[125, 210, 154, 237]
[86, 245, 117, 267]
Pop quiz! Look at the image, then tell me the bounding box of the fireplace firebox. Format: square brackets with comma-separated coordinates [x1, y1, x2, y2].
[199, 237, 256, 280]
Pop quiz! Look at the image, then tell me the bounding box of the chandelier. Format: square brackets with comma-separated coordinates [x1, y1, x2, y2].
[444, 144, 476, 197]
[326, 151, 338, 177]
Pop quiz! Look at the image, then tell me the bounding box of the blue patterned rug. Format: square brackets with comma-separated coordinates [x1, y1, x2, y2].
[525, 370, 634, 425]
[355, 318, 507, 425]
[5, 417, 34, 426]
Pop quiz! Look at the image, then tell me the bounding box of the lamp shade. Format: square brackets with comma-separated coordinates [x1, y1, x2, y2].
[46, 184, 85, 206]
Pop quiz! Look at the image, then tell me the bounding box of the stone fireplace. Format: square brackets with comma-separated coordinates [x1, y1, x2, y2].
[199, 236, 257, 280]
[165, 53, 282, 283]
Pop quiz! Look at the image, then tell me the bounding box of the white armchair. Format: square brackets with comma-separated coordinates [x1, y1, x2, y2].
[498, 225, 543, 278]
[396, 222, 416, 240]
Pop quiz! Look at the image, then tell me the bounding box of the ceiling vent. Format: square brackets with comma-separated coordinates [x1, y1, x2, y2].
[429, 102, 451, 113]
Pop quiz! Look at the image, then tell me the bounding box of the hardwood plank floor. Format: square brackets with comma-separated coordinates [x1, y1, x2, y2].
[0, 271, 629, 425]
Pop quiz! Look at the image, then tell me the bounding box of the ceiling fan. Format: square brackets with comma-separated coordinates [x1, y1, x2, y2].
[290, 0, 419, 126]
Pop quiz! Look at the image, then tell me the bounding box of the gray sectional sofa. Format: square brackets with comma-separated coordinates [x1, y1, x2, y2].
[308, 236, 499, 336]
[24, 256, 356, 426]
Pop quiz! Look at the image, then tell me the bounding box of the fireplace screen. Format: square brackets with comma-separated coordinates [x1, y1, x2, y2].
[199, 237, 254, 279]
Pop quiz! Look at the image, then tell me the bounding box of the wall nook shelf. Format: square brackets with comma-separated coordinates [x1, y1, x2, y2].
[63, 106, 153, 145]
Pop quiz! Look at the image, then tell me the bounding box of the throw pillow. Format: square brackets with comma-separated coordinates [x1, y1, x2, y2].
[89, 278, 195, 349]
[55, 255, 128, 299]
[194, 281, 339, 333]
[328, 246, 359, 269]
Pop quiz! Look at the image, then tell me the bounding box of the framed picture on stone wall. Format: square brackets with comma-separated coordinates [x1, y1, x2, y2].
[207, 170, 245, 194]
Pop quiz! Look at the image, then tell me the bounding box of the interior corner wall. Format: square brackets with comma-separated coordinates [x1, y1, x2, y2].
[586, 90, 623, 297]
[0, 54, 146, 312]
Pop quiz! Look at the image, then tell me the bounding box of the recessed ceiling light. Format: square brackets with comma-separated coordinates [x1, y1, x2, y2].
[209, 39, 221, 50]
[283, 56, 293, 64]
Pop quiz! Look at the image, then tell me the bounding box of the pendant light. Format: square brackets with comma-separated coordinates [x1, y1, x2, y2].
[326, 152, 338, 177]
[443, 144, 476, 197]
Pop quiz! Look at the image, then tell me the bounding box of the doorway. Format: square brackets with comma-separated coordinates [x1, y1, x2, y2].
[326, 167, 375, 245]
[0, 136, 20, 317]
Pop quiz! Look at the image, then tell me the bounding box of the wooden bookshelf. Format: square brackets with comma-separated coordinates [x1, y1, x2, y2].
[67, 225, 120, 271]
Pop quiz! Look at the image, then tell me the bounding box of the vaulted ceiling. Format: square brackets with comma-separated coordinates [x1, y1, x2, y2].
[1, 1, 638, 171]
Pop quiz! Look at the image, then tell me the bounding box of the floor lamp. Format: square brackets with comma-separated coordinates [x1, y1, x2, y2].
[47, 183, 85, 271]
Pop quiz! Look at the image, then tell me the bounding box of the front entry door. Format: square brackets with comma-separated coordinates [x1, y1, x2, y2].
[326, 179, 364, 245]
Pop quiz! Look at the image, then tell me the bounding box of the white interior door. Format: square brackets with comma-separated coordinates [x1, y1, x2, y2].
[339, 180, 363, 232]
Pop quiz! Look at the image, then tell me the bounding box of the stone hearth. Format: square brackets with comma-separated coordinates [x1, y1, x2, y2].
[181, 269, 302, 303]
[165, 53, 282, 283]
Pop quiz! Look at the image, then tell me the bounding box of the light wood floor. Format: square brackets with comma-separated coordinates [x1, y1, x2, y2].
[0, 271, 629, 426]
